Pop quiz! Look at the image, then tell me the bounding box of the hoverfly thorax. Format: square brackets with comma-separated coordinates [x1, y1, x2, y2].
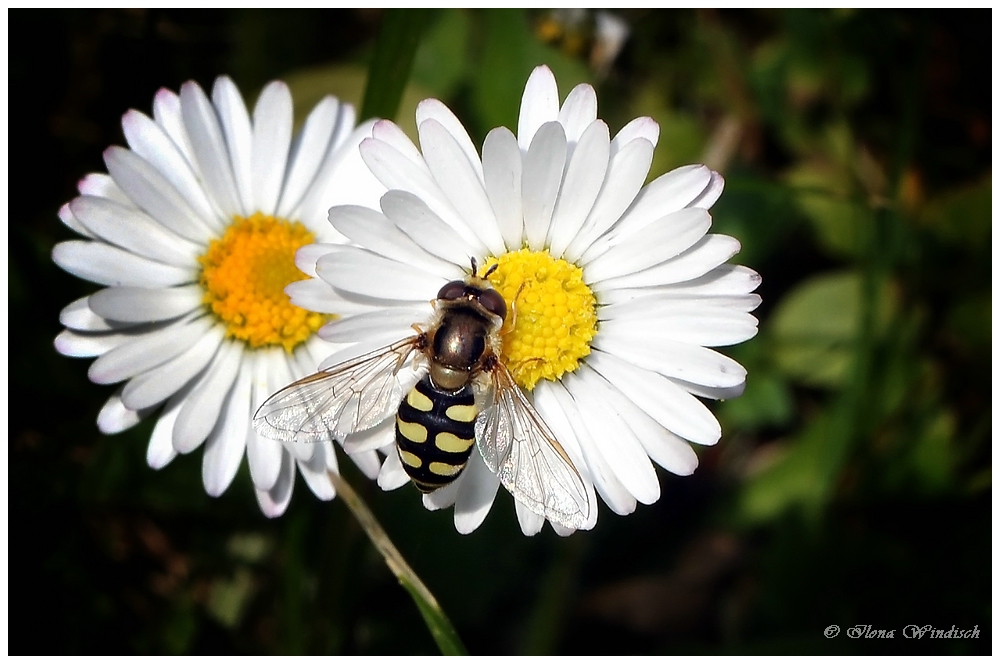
[428, 277, 506, 392]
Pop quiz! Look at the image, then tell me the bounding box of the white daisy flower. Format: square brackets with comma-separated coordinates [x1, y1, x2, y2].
[289, 65, 761, 535]
[53, 76, 385, 517]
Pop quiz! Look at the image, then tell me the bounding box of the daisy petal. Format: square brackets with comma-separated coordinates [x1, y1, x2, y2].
[372, 119, 425, 166]
[380, 190, 479, 267]
[173, 340, 242, 454]
[419, 118, 506, 255]
[416, 98, 484, 181]
[251, 81, 293, 214]
[423, 481, 460, 511]
[60, 296, 133, 332]
[454, 448, 501, 534]
[587, 350, 721, 446]
[691, 170, 724, 209]
[276, 96, 340, 218]
[70, 195, 200, 266]
[88, 316, 210, 385]
[558, 84, 599, 145]
[295, 443, 336, 501]
[58, 202, 94, 238]
[611, 116, 660, 153]
[104, 146, 213, 243]
[152, 88, 194, 164]
[515, 498, 545, 536]
[121, 325, 224, 410]
[319, 306, 430, 345]
[53, 241, 195, 289]
[316, 246, 446, 301]
[522, 121, 567, 250]
[482, 127, 524, 250]
[547, 120, 610, 257]
[583, 208, 711, 282]
[180, 80, 244, 217]
[595, 235, 742, 290]
[148, 396, 183, 469]
[211, 76, 254, 214]
[97, 390, 150, 434]
[247, 352, 284, 491]
[78, 172, 131, 205]
[121, 109, 220, 227]
[55, 329, 137, 358]
[202, 364, 251, 497]
[564, 137, 654, 263]
[255, 450, 295, 518]
[599, 299, 759, 347]
[518, 65, 560, 151]
[378, 448, 410, 491]
[88, 285, 203, 323]
[349, 449, 382, 480]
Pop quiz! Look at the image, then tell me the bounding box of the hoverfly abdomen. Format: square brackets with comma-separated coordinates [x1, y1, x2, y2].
[395, 376, 478, 493]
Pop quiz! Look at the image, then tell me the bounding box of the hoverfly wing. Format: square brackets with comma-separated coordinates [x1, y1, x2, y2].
[475, 362, 591, 530]
[253, 337, 422, 443]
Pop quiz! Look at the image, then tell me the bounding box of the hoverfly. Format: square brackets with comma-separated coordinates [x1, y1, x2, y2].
[252, 261, 591, 530]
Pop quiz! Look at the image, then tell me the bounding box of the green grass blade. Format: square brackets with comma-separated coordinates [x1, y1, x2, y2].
[360, 8, 433, 123]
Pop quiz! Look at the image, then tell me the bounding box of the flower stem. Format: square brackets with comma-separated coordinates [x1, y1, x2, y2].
[326, 471, 468, 655]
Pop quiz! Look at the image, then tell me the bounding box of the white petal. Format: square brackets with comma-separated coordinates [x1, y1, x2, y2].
[202, 362, 252, 496]
[690, 170, 724, 209]
[78, 172, 131, 205]
[180, 81, 244, 216]
[481, 127, 524, 251]
[547, 120, 610, 257]
[599, 299, 759, 347]
[567, 368, 660, 505]
[70, 195, 200, 266]
[595, 234, 742, 291]
[586, 349, 721, 446]
[55, 329, 135, 358]
[378, 448, 410, 491]
[595, 377, 699, 476]
[60, 296, 133, 332]
[328, 205, 458, 278]
[295, 442, 336, 501]
[247, 351, 284, 490]
[103, 146, 214, 243]
[97, 390, 149, 434]
[285, 278, 371, 316]
[121, 109, 220, 228]
[87, 315, 210, 385]
[415, 98, 484, 181]
[294, 243, 341, 277]
[361, 137, 487, 255]
[423, 481, 459, 511]
[522, 122, 567, 251]
[418, 119, 506, 256]
[251, 81, 293, 214]
[121, 324, 224, 409]
[173, 340, 242, 454]
[349, 449, 382, 480]
[547, 381, 636, 515]
[58, 202, 93, 238]
[276, 95, 340, 218]
[558, 84, 598, 145]
[152, 88, 194, 164]
[453, 448, 501, 534]
[583, 207, 712, 282]
[514, 497, 545, 536]
[53, 240, 195, 288]
[371, 119, 425, 167]
[380, 191, 479, 268]
[601, 265, 762, 303]
[518, 65, 560, 151]
[88, 285, 202, 323]
[316, 245, 446, 301]
[611, 116, 659, 153]
[211, 76, 254, 215]
[148, 397, 183, 469]
[598, 164, 712, 251]
[564, 138, 654, 262]
[255, 449, 295, 518]
[670, 377, 746, 401]
[319, 306, 430, 345]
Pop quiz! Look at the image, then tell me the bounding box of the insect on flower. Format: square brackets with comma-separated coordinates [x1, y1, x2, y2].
[253, 259, 591, 529]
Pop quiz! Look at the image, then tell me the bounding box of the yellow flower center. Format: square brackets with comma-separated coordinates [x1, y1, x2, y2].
[198, 213, 325, 353]
[484, 249, 598, 391]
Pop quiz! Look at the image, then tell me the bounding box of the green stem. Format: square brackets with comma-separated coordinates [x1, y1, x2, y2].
[327, 471, 468, 656]
[360, 8, 432, 123]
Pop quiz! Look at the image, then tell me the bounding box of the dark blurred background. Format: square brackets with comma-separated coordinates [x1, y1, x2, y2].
[9, 8, 990, 655]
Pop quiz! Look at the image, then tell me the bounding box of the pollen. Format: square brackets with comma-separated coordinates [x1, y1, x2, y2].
[198, 213, 326, 353]
[484, 249, 597, 391]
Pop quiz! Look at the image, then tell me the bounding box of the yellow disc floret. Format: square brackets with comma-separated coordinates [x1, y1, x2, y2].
[199, 213, 326, 353]
[484, 249, 597, 391]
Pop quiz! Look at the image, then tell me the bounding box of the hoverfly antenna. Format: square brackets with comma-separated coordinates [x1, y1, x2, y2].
[483, 263, 499, 280]
[469, 256, 478, 275]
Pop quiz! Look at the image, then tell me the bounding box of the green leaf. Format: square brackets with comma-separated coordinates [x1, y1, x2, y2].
[361, 9, 433, 123]
[768, 270, 895, 388]
[719, 372, 794, 432]
[411, 9, 472, 99]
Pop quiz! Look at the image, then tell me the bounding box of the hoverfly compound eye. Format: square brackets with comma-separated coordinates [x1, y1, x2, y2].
[478, 288, 507, 321]
[437, 281, 467, 301]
